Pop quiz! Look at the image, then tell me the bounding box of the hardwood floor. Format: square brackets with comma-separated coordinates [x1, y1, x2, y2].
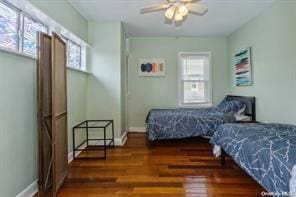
[58, 133, 264, 197]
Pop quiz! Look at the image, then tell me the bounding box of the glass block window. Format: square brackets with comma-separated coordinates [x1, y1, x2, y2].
[23, 16, 48, 56]
[0, 1, 87, 71]
[0, 1, 19, 51]
[67, 40, 81, 69]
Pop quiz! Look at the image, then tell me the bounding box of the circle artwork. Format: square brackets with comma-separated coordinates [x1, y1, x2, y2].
[139, 59, 165, 76]
[141, 63, 153, 73]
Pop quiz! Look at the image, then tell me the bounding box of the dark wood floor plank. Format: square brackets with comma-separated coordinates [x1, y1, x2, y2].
[57, 133, 264, 196]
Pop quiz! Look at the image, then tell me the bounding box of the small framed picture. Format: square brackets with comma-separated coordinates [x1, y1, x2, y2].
[139, 58, 166, 77]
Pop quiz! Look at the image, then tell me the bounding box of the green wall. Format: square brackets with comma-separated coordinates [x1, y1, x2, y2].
[67, 69, 88, 153]
[87, 22, 126, 138]
[29, 0, 88, 41]
[0, 0, 89, 196]
[228, 1, 296, 124]
[0, 52, 37, 197]
[128, 37, 229, 128]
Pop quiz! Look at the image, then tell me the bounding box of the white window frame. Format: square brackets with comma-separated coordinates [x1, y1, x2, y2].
[0, 0, 48, 57]
[0, 0, 89, 72]
[178, 52, 213, 108]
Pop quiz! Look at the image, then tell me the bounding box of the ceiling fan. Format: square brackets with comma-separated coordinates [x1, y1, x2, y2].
[140, 0, 208, 24]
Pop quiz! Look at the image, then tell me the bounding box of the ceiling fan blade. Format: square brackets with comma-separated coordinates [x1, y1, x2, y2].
[181, 0, 199, 2]
[188, 4, 208, 15]
[140, 4, 171, 14]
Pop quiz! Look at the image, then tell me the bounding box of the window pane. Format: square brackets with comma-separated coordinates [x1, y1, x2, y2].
[183, 81, 206, 104]
[182, 55, 210, 81]
[180, 53, 211, 106]
[182, 57, 204, 80]
[23, 16, 47, 56]
[68, 40, 81, 69]
[0, 2, 18, 50]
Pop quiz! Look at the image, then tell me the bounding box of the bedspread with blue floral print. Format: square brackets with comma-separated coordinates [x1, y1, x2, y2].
[210, 123, 296, 194]
[146, 108, 234, 141]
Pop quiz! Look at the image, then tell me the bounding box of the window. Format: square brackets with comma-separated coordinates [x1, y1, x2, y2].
[179, 52, 212, 107]
[62, 36, 83, 70]
[23, 15, 48, 56]
[0, 1, 88, 71]
[0, 1, 19, 51]
[0, 1, 48, 57]
[67, 39, 81, 69]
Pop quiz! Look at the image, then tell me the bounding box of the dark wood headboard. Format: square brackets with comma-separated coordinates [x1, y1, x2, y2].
[227, 95, 256, 121]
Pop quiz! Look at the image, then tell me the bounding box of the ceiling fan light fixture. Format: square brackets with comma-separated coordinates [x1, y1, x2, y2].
[165, 5, 176, 19]
[140, 0, 208, 26]
[174, 10, 183, 22]
[178, 4, 189, 17]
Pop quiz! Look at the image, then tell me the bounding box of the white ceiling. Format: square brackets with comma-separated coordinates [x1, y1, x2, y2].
[68, 0, 274, 37]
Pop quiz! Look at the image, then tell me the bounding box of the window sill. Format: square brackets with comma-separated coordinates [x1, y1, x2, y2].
[67, 67, 90, 75]
[0, 46, 36, 60]
[0, 46, 90, 75]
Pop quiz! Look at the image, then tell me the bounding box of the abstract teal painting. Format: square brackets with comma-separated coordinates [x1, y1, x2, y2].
[234, 47, 252, 86]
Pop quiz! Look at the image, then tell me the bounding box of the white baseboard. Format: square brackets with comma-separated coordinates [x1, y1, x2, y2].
[16, 180, 38, 197]
[128, 127, 146, 132]
[16, 144, 84, 197]
[68, 132, 128, 163]
[17, 132, 129, 197]
[113, 131, 128, 145]
[68, 142, 87, 164]
[121, 131, 128, 145]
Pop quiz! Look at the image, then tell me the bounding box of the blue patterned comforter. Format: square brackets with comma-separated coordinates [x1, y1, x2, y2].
[210, 123, 296, 194]
[146, 108, 235, 141]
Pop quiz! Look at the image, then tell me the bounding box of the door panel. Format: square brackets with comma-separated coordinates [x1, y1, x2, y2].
[51, 32, 68, 194]
[37, 32, 53, 196]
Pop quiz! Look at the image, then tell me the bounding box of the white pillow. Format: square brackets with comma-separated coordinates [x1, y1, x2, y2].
[234, 105, 246, 116]
[235, 114, 252, 122]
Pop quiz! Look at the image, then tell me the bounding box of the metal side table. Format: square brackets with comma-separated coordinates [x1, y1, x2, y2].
[72, 120, 114, 160]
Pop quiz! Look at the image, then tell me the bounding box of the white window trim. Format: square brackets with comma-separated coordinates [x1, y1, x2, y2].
[0, 45, 35, 60]
[178, 51, 213, 108]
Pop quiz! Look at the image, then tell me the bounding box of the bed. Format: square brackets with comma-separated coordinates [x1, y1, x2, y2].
[210, 123, 296, 195]
[146, 95, 255, 141]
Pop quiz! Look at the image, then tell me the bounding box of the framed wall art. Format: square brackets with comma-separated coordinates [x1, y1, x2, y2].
[234, 47, 252, 86]
[139, 58, 166, 77]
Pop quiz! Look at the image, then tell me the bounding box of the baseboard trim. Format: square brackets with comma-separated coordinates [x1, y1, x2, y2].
[121, 131, 128, 145]
[128, 127, 146, 132]
[16, 180, 38, 197]
[68, 132, 128, 163]
[114, 131, 128, 146]
[68, 142, 87, 164]
[17, 132, 128, 197]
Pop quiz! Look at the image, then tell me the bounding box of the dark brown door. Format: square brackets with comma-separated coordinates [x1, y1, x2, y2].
[37, 32, 53, 196]
[51, 32, 68, 194]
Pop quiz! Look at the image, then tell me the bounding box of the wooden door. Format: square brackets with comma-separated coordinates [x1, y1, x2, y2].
[51, 32, 68, 194]
[37, 32, 53, 196]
